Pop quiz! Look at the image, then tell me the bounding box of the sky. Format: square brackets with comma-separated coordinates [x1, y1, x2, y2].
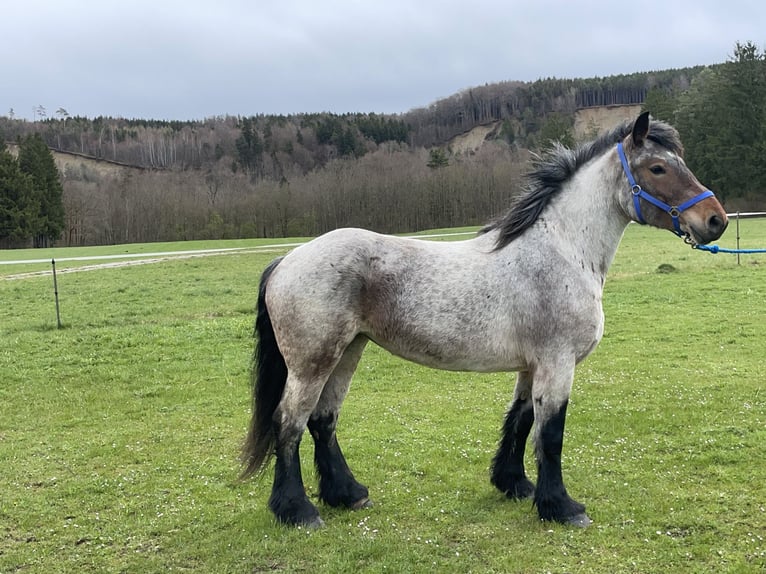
[3, 0, 765, 121]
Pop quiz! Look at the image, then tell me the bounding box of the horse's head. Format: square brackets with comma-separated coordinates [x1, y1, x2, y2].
[617, 112, 728, 245]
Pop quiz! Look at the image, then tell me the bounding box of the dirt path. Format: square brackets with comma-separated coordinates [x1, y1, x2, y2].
[1, 232, 476, 281]
[1, 247, 285, 281]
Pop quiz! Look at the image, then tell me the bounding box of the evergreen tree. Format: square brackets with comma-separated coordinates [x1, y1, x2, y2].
[723, 42, 766, 200]
[539, 112, 574, 150]
[17, 134, 65, 247]
[336, 127, 361, 157]
[499, 119, 516, 145]
[235, 117, 264, 178]
[0, 142, 38, 247]
[675, 42, 766, 202]
[427, 148, 449, 169]
[642, 87, 677, 123]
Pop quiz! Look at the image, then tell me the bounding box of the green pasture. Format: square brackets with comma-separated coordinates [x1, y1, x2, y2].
[1, 222, 765, 573]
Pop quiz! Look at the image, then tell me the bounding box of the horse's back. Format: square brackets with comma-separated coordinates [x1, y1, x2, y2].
[270, 227, 487, 291]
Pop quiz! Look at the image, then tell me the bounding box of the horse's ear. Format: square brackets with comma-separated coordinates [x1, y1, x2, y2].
[631, 111, 650, 146]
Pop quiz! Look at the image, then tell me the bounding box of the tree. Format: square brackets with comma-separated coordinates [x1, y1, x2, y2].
[539, 112, 574, 150]
[722, 42, 766, 200]
[336, 127, 361, 157]
[0, 142, 38, 247]
[675, 41, 766, 203]
[235, 117, 264, 179]
[641, 87, 676, 123]
[34, 105, 47, 121]
[427, 148, 449, 169]
[17, 134, 65, 247]
[499, 119, 516, 145]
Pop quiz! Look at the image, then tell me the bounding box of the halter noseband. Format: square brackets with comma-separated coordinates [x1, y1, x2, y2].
[616, 142, 714, 238]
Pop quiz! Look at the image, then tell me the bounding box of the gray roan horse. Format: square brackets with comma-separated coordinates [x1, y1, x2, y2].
[241, 112, 728, 528]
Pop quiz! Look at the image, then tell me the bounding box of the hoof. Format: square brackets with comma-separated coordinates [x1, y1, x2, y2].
[300, 515, 326, 529]
[506, 482, 535, 500]
[492, 475, 535, 500]
[351, 497, 373, 510]
[564, 513, 592, 528]
[271, 496, 324, 528]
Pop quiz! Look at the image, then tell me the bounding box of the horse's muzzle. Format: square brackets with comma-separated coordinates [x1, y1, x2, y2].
[692, 211, 728, 245]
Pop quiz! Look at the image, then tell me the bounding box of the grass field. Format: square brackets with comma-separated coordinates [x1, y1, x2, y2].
[1, 222, 765, 573]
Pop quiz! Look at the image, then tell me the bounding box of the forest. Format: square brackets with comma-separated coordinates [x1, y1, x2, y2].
[1, 41, 764, 247]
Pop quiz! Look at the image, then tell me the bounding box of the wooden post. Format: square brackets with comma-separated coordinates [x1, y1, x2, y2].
[52, 259, 62, 329]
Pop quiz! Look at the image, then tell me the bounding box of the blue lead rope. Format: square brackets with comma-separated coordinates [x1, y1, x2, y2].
[693, 244, 766, 254]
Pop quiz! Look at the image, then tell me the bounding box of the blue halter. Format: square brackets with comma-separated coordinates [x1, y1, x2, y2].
[616, 142, 714, 238]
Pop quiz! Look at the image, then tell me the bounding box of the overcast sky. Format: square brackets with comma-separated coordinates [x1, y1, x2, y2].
[3, 0, 764, 121]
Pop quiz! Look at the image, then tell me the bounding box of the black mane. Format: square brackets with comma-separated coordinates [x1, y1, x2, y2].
[481, 117, 683, 250]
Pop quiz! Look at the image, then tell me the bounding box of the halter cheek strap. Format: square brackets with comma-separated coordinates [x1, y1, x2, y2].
[616, 142, 714, 237]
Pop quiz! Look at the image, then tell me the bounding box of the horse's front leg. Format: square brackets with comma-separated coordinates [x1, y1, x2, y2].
[491, 370, 535, 499]
[532, 361, 591, 527]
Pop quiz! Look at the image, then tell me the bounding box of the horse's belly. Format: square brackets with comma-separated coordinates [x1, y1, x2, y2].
[372, 336, 525, 373]
[367, 300, 603, 373]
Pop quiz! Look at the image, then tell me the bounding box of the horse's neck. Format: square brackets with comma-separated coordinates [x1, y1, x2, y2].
[537, 153, 631, 284]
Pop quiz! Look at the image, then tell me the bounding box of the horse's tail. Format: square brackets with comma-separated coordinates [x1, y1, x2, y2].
[240, 256, 286, 479]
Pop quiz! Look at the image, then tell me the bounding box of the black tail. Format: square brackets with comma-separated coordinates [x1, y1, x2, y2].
[240, 257, 287, 479]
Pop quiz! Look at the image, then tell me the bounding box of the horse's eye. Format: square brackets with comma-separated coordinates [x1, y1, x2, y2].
[649, 165, 666, 175]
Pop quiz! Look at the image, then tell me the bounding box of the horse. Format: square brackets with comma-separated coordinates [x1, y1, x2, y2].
[240, 112, 728, 528]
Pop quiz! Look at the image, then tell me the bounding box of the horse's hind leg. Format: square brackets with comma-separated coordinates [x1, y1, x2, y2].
[269, 372, 327, 528]
[308, 335, 371, 510]
[491, 370, 535, 499]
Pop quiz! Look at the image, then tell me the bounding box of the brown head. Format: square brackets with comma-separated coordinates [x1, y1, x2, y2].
[618, 112, 728, 245]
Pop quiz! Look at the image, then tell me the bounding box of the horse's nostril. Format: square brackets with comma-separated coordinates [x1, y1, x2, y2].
[708, 214, 727, 234]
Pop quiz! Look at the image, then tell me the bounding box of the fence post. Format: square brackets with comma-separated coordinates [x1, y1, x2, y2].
[52, 259, 62, 329]
[736, 212, 741, 266]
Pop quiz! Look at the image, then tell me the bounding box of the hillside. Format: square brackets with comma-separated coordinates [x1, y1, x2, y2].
[6, 142, 146, 178]
[7, 103, 645, 206]
[6, 51, 764, 248]
[0, 65, 707, 175]
[573, 104, 642, 139]
[445, 104, 643, 153]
